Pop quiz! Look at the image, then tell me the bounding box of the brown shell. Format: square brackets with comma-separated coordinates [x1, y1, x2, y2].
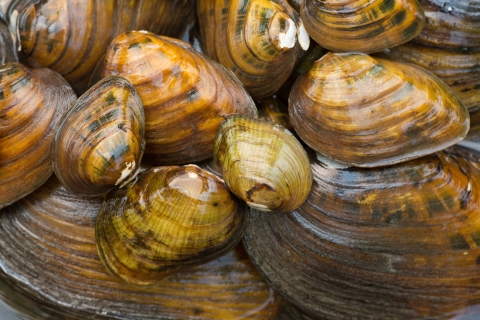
[0, 63, 76, 209]
[0, 16, 17, 64]
[0, 176, 282, 319]
[53, 76, 145, 196]
[197, 0, 309, 100]
[301, 0, 425, 53]
[96, 165, 248, 287]
[99, 31, 258, 165]
[15, 0, 196, 94]
[244, 147, 480, 319]
[289, 52, 470, 167]
[257, 96, 293, 131]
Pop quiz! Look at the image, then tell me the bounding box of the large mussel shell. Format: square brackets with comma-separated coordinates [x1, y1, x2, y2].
[197, 0, 309, 100]
[0, 176, 282, 319]
[289, 52, 470, 167]
[15, 0, 196, 94]
[0, 63, 76, 209]
[99, 31, 258, 165]
[301, 0, 425, 53]
[244, 147, 480, 319]
[213, 115, 312, 212]
[96, 165, 248, 287]
[53, 76, 145, 197]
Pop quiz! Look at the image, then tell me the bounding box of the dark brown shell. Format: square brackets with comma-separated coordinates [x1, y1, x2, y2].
[99, 31, 258, 165]
[15, 0, 196, 94]
[0, 63, 76, 209]
[244, 147, 480, 319]
[0, 176, 282, 319]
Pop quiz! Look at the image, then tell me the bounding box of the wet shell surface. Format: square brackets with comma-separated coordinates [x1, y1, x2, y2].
[53, 76, 145, 197]
[257, 96, 293, 132]
[15, 0, 196, 94]
[0, 16, 16, 64]
[96, 165, 248, 287]
[0, 176, 282, 319]
[99, 31, 258, 165]
[289, 52, 470, 167]
[213, 115, 312, 212]
[301, 0, 425, 53]
[0, 62, 76, 209]
[244, 147, 480, 319]
[197, 0, 309, 100]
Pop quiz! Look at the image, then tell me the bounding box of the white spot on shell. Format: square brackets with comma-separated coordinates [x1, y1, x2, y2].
[316, 153, 350, 169]
[278, 19, 297, 49]
[297, 21, 310, 51]
[188, 171, 199, 179]
[468, 181, 472, 192]
[464, 252, 468, 255]
[139, 30, 149, 34]
[447, 6, 453, 12]
[116, 161, 135, 185]
[247, 202, 272, 212]
[284, 128, 293, 136]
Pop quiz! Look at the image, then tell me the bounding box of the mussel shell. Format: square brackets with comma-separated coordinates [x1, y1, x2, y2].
[289, 52, 470, 167]
[0, 63, 76, 209]
[0, 176, 282, 319]
[0, 16, 16, 64]
[244, 147, 480, 319]
[257, 96, 293, 132]
[213, 115, 312, 212]
[301, 0, 425, 53]
[197, 0, 309, 100]
[99, 31, 258, 165]
[15, 0, 196, 94]
[96, 165, 248, 287]
[53, 76, 145, 196]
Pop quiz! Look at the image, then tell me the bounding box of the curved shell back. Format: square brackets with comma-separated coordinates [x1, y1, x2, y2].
[244, 148, 480, 319]
[16, 0, 196, 94]
[197, 0, 309, 100]
[0, 63, 76, 209]
[301, 0, 425, 53]
[0, 17, 17, 64]
[53, 76, 145, 197]
[96, 165, 248, 287]
[0, 176, 281, 319]
[99, 31, 258, 165]
[213, 115, 312, 212]
[289, 52, 470, 167]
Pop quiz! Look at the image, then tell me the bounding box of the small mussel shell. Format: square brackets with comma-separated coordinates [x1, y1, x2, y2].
[96, 165, 248, 287]
[257, 96, 293, 132]
[244, 148, 480, 319]
[289, 52, 470, 167]
[53, 76, 145, 197]
[0, 62, 76, 209]
[197, 0, 310, 100]
[99, 31, 258, 165]
[301, 0, 425, 53]
[0, 16, 16, 64]
[0, 176, 281, 319]
[213, 115, 312, 212]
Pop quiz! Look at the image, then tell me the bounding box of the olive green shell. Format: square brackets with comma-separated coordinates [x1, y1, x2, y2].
[197, 0, 309, 100]
[301, 0, 425, 53]
[213, 115, 312, 212]
[289, 52, 470, 167]
[0, 176, 282, 319]
[96, 165, 248, 287]
[99, 31, 258, 165]
[0, 63, 76, 209]
[244, 147, 480, 319]
[53, 76, 145, 196]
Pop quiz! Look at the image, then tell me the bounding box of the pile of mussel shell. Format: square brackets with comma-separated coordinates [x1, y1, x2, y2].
[0, 0, 480, 319]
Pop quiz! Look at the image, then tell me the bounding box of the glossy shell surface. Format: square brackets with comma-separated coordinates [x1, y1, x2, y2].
[96, 165, 248, 287]
[214, 115, 312, 212]
[289, 52, 470, 167]
[53, 76, 145, 196]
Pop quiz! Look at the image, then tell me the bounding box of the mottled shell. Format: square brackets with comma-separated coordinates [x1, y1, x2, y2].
[15, 0, 196, 94]
[381, 45, 480, 138]
[0, 176, 282, 319]
[99, 31, 258, 165]
[301, 0, 425, 53]
[96, 165, 248, 287]
[0, 63, 76, 209]
[289, 52, 470, 167]
[213, 115, 312, 212]
[0, 17, 16, 64]
[53, 76, 145, 197]
[257, 97, 293, 131]
[244, 147, 480, 319]
[197, 0, 310, 100]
